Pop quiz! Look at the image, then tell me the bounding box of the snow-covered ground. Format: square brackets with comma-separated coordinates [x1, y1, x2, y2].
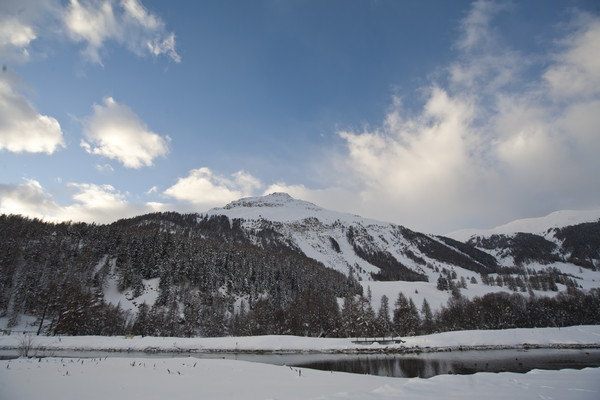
[2, 327, 599, 399]
[2, 356, 599, 400]
[1, 326, 598, 354]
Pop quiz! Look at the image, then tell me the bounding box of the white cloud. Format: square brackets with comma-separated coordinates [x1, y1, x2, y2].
[63, 0, 118, 65]
[63, 0, 180, 64]
[164, 168, 262, 209]
[95, 163, 115, 173]
[0, 0, 61, 63]
[0, 16, 36, 62]
[81, 97, 169, 168]
[544, 14, 600, 101]
[0, 179, 62, 218]
[122, 0, 159, 29]
[147, 32, 180, 63]
[0, 0, 179, 64]
[0, 75, 65, 154]
[455, 0, 506, 52]
[263, 182, 361, 215]
[450, 1, 522, 93]
[0, 179, 168, 223]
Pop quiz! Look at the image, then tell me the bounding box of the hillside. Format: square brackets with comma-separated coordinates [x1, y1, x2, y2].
[206, 193, 500, 281]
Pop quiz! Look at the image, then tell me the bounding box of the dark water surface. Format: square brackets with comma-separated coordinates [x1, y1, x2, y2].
[288, 348, 600, 378]
[2, 348, 599, 378]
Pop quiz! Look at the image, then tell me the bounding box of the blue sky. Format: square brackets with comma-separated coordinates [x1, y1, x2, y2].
[1, 0, 599, 234]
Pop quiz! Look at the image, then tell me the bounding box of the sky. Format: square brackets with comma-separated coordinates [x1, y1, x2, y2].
[0, 0, 599, 235]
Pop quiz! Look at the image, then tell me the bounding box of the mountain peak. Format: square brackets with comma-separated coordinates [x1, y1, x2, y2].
[208, 192, 380, 225]
[223, 192, 299, 209]
[208, 192, 327, 222]
[221, 192, 324, 212]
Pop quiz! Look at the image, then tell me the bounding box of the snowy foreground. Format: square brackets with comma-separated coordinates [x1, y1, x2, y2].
[2, 357, 599, 400]
[1, 326, 600, 400]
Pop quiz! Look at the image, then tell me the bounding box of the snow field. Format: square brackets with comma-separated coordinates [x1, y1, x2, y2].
[1, 356, 599, 400]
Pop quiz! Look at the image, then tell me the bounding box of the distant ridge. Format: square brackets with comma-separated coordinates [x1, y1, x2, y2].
[447, 208, 600, 242]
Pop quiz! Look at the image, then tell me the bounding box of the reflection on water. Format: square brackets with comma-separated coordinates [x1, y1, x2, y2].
[1, 348, 599, 378]
[291, 349, 600, 378]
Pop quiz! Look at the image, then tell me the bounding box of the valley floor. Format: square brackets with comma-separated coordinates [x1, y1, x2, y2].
[1, 326, 599, 399]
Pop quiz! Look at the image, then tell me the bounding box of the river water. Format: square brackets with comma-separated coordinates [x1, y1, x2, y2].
[2, 348, 599, 378]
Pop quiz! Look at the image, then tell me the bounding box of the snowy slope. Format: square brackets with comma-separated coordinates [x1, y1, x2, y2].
[448, 208, 600, 242]
[3, 357, 599, 400]
[200, 193, 600, 310]
[205, 193, 489, 281]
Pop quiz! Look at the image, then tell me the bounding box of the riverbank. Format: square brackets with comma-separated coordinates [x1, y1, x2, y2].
[2, 326, 599, 400]
[1, 325, 599, 355]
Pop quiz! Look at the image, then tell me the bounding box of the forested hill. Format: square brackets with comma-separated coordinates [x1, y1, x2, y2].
[0, 213, 360, 336]
[1, 194, 599, 338]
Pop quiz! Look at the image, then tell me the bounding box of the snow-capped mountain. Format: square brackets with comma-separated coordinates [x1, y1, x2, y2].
[203, 193, 600, 303]
[204, 193, 498, 283]
[447, 208, 600, 242]
[444, 208, 600, 271]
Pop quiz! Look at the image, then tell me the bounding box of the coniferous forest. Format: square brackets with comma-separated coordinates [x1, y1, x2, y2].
[1, 213, 599, 338]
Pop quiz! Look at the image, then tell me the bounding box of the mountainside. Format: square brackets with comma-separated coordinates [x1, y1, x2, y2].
[443, 208, 600, 271]
[1, 193, 599, 338]
[203, 193, 600, 309]
[206, 193, 500, 282]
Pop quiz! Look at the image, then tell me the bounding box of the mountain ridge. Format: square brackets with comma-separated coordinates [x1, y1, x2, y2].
[447, 208, 600, 242]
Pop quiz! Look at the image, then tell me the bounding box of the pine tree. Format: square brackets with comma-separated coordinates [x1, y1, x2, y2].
[420, 298, 434, 334]
[355, 295, 376, 337]
[393, 293, 420, 336]
[375, 295, 392, 336]
[340, 295, 358, 337]
[132, 302, 150, 336]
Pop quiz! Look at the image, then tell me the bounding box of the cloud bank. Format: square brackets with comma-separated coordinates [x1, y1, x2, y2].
[0, 179, 167, 224]
[0, 167, 262, 224]
[272, 2, 600, 233]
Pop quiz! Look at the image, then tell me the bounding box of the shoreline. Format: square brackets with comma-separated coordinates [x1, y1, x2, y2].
[1, 325, 599, 356]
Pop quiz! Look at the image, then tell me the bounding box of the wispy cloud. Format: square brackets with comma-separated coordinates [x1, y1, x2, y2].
[0, 16, 37, 63]
[63, 0, 180, 65]
[81, 97, 170, 168]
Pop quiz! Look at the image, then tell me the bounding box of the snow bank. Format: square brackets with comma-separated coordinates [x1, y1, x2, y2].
[1, 356, 598, 400]
[1, 325, 599, 353]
